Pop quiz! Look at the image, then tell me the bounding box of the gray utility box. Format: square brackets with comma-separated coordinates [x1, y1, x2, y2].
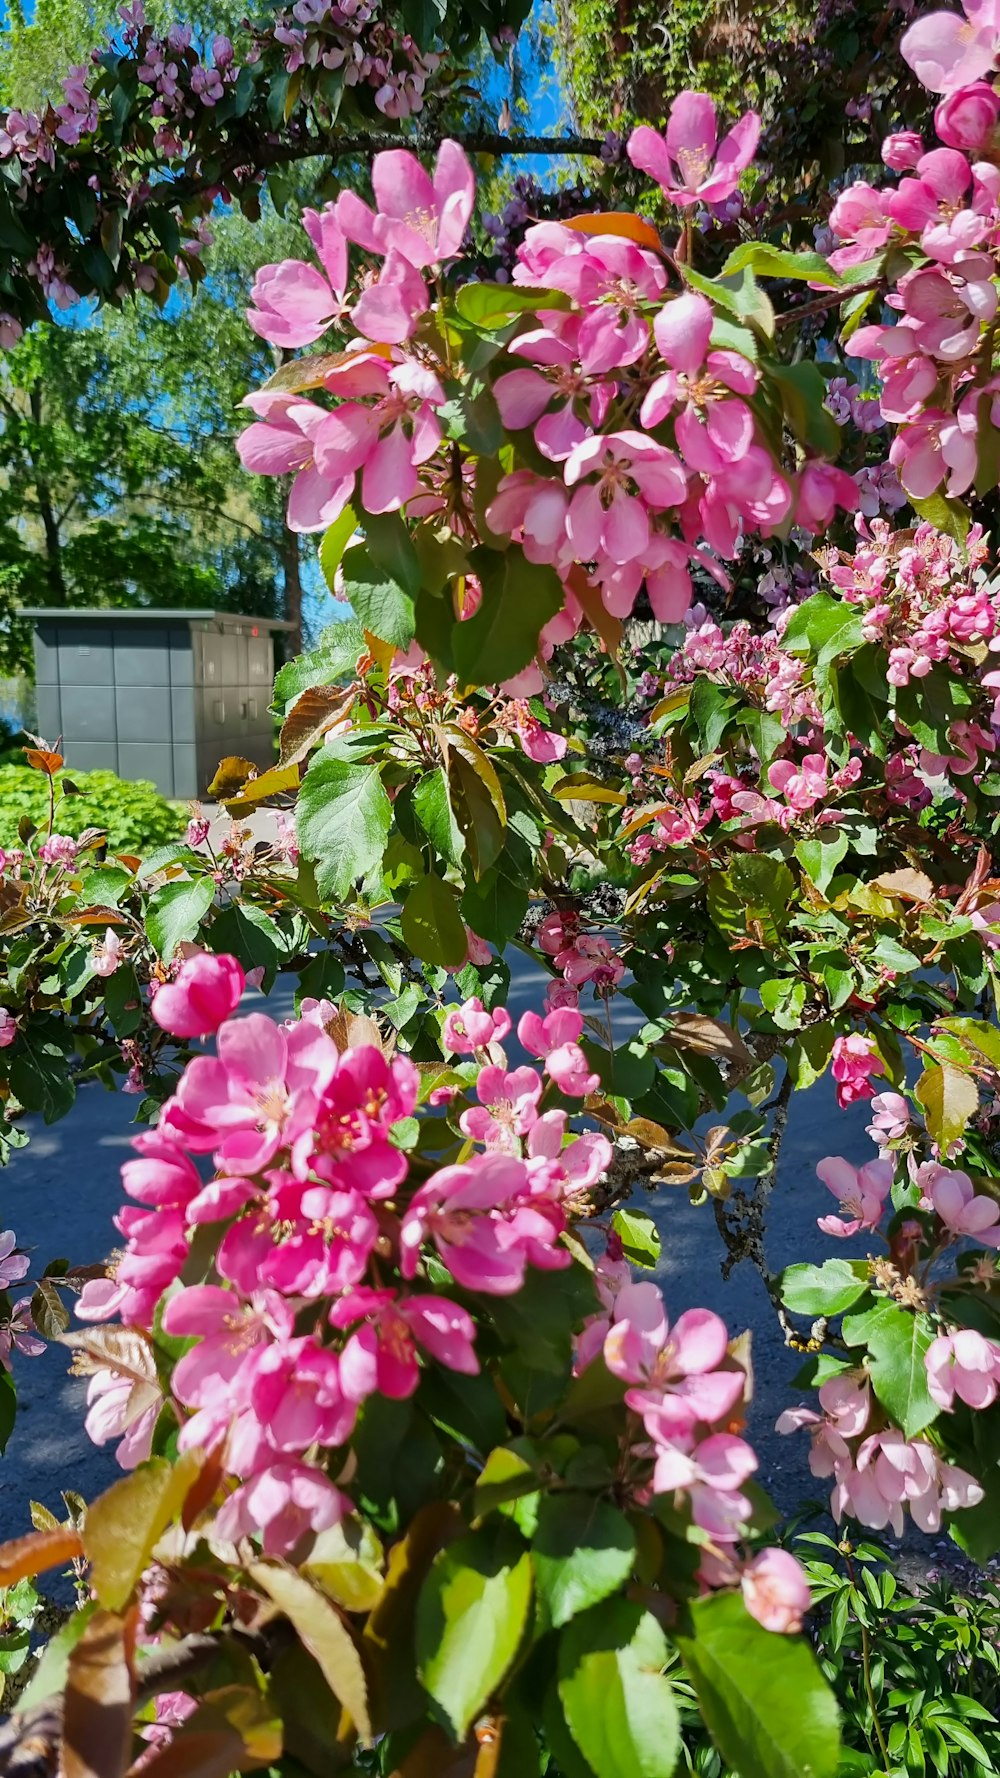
[20, 608, 292, 800]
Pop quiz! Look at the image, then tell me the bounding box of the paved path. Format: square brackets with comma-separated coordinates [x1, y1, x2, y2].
[0, 960, 874, 1551]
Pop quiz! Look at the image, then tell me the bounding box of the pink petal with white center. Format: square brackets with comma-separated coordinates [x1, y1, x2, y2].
[666, 90, 719, 166]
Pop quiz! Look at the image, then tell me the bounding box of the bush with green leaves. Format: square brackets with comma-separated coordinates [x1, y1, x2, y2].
[0, 766, 184, 855]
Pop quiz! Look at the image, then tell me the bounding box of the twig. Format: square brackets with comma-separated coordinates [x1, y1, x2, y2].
[712, 1069, 793, 1323]
[773, 276, 885, 330]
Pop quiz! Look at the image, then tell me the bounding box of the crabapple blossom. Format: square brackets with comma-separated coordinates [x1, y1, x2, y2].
[627, 91, 761, 208]
[917, 1163, 1000, 1244]
[925, 1327, 1000, 1409]
[442, 997, 512, 1054]
[517, 1007, 599, 1097]
[0, 1010, 16, 1048]
[866, 1092, 912, 1146]
[741, 1548, 812, 1634]
[151, 952, 246, 1038]
[816, 1154, 894, 1236]
[830, 1034, 885, 1108]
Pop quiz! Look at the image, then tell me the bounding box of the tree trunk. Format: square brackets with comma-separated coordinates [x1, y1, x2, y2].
[29, 387, 66, 604]
[283, 527, 303, 658]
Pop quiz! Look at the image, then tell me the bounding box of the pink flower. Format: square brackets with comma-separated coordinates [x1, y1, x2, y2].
[628, 91, 760, 208]
[92, 927, 125, 978]
[84, 1365, 162, 1469]
[767, 751, 828, 813]
[250, 1337, 357, 1453]
[399, 1151, 568, 1294]
[604, 1281, 745, 1443]
[337, 139, 474, 269]
[971, 899, 1000, 947]
[816, 1155, 893, 1237]
[901, 0, 1000, 94]
[237, 391, 356, 533]
[919, 1164, 1000, 1245]
[925, 1327, 1000, 1409]
[741, 1549, 812, 1634]
[213, 1462, 349, 1557]
[830, 1034, 885, 1108]
[334, 1287, 479, 1399]
[0, 1231, 29, 1292]
[0, 1299, 44, 1371]
[652, 1432, 757, 1539]
[0, 1010, 16, 1048]
[556, 934, 625, 990]
[151, 952, 245, 1037]
[459, 1064, 543, 1151]
[312, 358, 444, 516]
[518, 1007, 599, 1098]
[795, 462, 861, 532]
[839, 1431, 983, 1534]
[247, 207, 348, 348]
[564, 431, 688, 567]
[441, 997, 511, 1054]
[38, 834, 77, 866]
[866, 1092, 911, 1146]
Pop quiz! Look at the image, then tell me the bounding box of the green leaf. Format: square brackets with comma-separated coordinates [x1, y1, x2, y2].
[722, 243, 843, 286]
[916, 1061, 978, 1151]
[707, 855, 795, 944]
[909, 489, 969, 545]
[456, 284, 571, 328]
[341, 546, 415, 648]
[864, 1305, 939, 1438]
[533, 1494, 636, 1631]
[780, 1260, 870, 1318]
[84, 1454, 200, 1610]
[678, 1593, 839, 1778]
[794, 830, 849, 895]
[610, 1208, 660, 1269]
[272, 621, 365, 714]
[558, 1600, 680, 1778]
[298, 744, 392, 901]
[209, 901, 287, 975]
[146, 875, 216, 958]
[364, 510, 422, 598]
[401, 873, 468, 969]
[318, 506, 359, 592]
[781, 593, 865, 666]
[80, 866, 131, 908]
[18, 1603, 97, 1710]
[413, 768, 464, 869]
[454, 550, 564, 687]
[461, 868, 529, 949]
[765, 361, 842, 456]
[9, 1022, 75, 1124]
[416, 1525, 533, 1743]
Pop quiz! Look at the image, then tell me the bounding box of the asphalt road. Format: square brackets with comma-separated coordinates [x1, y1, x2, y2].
[0, 959, 875, 1548]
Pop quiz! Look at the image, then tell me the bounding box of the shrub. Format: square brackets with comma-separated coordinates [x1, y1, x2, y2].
[0, 766, 184, 854]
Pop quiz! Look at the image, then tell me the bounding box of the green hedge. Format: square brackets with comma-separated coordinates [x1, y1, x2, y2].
[0, 766, 185, 854]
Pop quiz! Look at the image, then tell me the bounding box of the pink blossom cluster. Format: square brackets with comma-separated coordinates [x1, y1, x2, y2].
[823, 17, 1000, 502]
[0, 1231, 43, 1374]
[0, 0, 446, 340]
[666, 613, 820, 729]
[534, 909, 624, 1005]
[587, 1277, 809, 1625]
[74, 959, 621, 1551]
[778, 1373, 982, 1534]
[238, 92, 862, 623]
[819, 518, 999, 686]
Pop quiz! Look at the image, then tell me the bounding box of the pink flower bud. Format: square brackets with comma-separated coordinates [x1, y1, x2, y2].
[934, 82, 1000, 152]
[741, 1548, 812, 1633]
[151, 952, 245, 1037]
[881, 130, 925, 170]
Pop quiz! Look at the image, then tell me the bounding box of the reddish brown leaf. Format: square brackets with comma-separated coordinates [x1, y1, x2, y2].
[278, 685, 354, 768]
[24, 747, 64, 775]
[63, 1609, 134, 1778]
[263, 343, 392, 394]
[207, 756, 256, 799]
[0, 1525, 84, 1585]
